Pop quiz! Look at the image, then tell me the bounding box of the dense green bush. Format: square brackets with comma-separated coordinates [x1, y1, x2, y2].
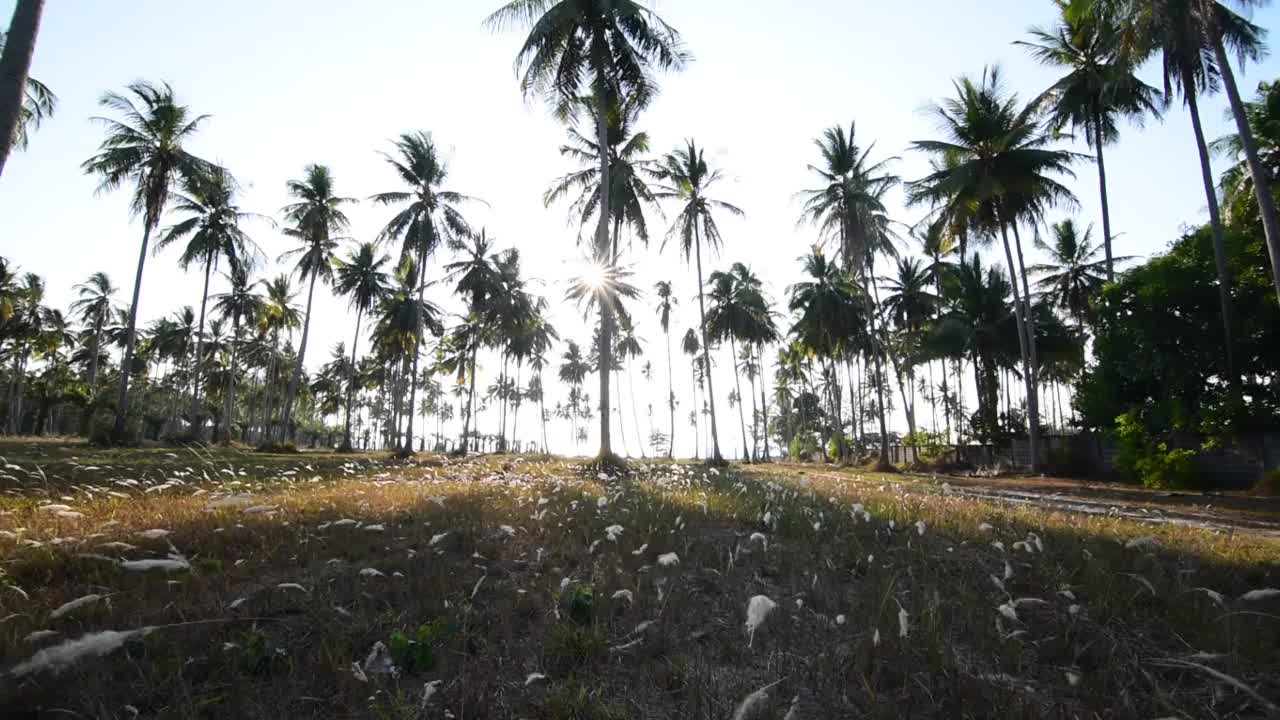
[1113, 410, 1196, 489]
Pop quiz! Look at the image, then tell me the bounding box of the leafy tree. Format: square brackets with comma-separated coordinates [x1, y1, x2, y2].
[655, 139, 743, 462]
[908, 68, 1079, 471]
[1018, 0, 1164, 281]
[487, 0, 687, 461]
[277, 163, 352, 442]
[82, 80, 212, 441]
[211, 264, 262, 443]
[69, 272, 117, 400]
[333, 242, 391, 450]
[155, 166, 263, 436]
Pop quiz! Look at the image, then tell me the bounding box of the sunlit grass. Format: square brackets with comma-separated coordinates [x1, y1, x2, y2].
[1, 441, 1277, 718]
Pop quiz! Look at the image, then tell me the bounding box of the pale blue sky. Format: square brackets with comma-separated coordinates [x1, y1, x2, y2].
[2, 1, 1277, 456]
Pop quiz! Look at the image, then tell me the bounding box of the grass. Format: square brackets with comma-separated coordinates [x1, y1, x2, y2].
[1, 438, 1278, 718]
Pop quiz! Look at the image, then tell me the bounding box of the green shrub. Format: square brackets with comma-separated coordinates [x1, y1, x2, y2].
[255, 441, 299, 454]
[903, 430, 947, 463]
[558, 582, 594, 626]
[388, 616, 455, 673]
[1113, 409, 1196, 489]
[788, 433, 818, 461]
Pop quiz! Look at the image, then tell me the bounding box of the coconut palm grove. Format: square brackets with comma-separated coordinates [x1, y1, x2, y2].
[0, 1, 1279, 718]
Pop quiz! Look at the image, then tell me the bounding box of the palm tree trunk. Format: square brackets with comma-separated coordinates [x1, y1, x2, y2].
[1093, 116, 1117, 283]
[1213, 35, 1280, 308]
[665, 328, 675, 459]
[512, 362, 522, 451]
[757, 344, 770, 461]
[614, 367, 629, 457]
[693, 224, 722, 461]
[0, 0, 43, 179]
[86, 315, 103, 401]
[690, 363, 699, 459]
[853, 355, 863, 448]
[997, 219, 1035, 467]
[1184, 68, 1240, 387]
[220, 313, 240, 445]
[282, 270, 318, 442]
[188, 254, 214, 439]
[745, 356, 759, 461]
[342, 307, 363, 450]
[626, 360, 646, 458]
[461, 344, 478, 454]
[597, 306, 614, 458]
[864, 279, 890, 468]
[1009, 223, 1042, 472]
[728, 336, 750, 461]
[112, 222, 153, 442]
[539, 379, 549, 454]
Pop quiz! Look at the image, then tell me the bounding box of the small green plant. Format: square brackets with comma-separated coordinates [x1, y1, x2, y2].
[542, 681, 623, 720]
[544, 623, 605, 672]
[903, 430, 947, 463]
[558, 582, 594, 626]
[388, 616, 455, 673]
[239, 630, 286, 675]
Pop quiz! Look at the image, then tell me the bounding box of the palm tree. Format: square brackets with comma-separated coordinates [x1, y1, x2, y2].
[654, 140, 742, 462]
[487, 0, 687, 462]
[558, 340, 591, 450]
[1018, 0, 1164, 282]
[1213, 78, 1280, 227]
[881, 256, 938, 459]
[154, 166, 263, 437]
[1114, 0, 1263, 377]
[545, 96, 660, 258]
[1030, 219, 1122, 331]
[788, 248, 866, 456]
[278, 163, 352, 442]
[907, 68, 1079, 471]
[614, 314, 646, 458]
[444, 230, 505, 454]
[82, 80, 211, 441]
[69, 272, 117, 399]
[798, 122, 899, 466]
[211, 264, 261, 443]
[371, 131, 479, 455]
[333, 242, 391, 451]
[653, 280, 677, 458]
[372, 258, 445, 447]
[0, 2, 48, 177]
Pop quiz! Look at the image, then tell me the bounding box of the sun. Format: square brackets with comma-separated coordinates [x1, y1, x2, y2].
[580, 258, 609, 291]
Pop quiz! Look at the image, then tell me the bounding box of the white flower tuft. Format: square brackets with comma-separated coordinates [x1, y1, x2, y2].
[604, 525, 624, 542]
[657, 552, 679, 567]
[50, 594, 102, 619]
[745, 595, 777, 647]
[731, 680, 781, 720]
[524, 672, 547, 686]
[429, 532, 450, 547]
[8, 627, 153, 677]
[898, 606, 909, 638]
[1239, 588, 1280, 602]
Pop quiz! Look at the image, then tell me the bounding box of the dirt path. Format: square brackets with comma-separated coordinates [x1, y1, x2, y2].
[794, 466, 1280, 537]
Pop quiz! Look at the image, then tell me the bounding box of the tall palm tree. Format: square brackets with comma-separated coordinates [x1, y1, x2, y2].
[444, 230, 504, 454]
[614, 314, 646, 458]
[333, 242, 391, 451]
[277, 163, 352, 442]
[69, 272, 117, 399]
[558, 340, 591, 450]
[1018, 0, 1164, 281]
[1115, 0, 1262, 376]
[487, 0, 687, 462]
[705, 263, 774, 461]
[654, 140, 743, 462]
[0, 1, 48, 177]
[545, 96, 660, 258]
[798, 122, 899, 466]
[908, 68, 1079, 471]
[211, 264, 261, 443]
[82, 80, 211, 441]
[371, 131, 478, 455]
[371, 258, 444, 446]
[256, 274, 301, 440]
[653, 280, 677, 458]
[154, 166, 263, 437]
[881, 256, 938, 458]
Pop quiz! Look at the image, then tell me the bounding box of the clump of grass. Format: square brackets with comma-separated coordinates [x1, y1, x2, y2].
[558, 582, 594, 626]
[543, 623, 605, 672]
[541, 681, 623, 720]
[388, 616, 456, 672]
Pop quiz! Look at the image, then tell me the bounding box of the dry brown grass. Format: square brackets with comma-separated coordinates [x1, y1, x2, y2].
[1, 440, 1278, 718]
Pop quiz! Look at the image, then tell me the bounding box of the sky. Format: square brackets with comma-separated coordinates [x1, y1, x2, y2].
[2, 0, 1278, 457]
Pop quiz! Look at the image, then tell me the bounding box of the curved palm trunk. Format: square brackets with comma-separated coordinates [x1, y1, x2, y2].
[511, 362, 522, 451]
[862, 274, 890, 467]
[112, 223, 154, 441]
[1213, 36, 1280, 307]
[665, 329, 676, 459]
[1183, 70, 1240, 388]
[87, 316, 103, 400]
[402, 243, 432, 457]
[1093, 116, 1117, 283]
[729, 336, 750, 461]
[219, 313, 241, 444]
[688, 363, 699, 459]
[1009, 224, 1041, 472]
[460, 344, 478, 454]
[188, 254, 214, 439]
[0, 0, 43, 179]
[997, 219, 1035, 467]
[342, 307, 364, 450]
[745, 359, 759, 460]
[693, 225, 722, 461]
[614, 367, 629, 457]
[282, 269, 319, 442]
